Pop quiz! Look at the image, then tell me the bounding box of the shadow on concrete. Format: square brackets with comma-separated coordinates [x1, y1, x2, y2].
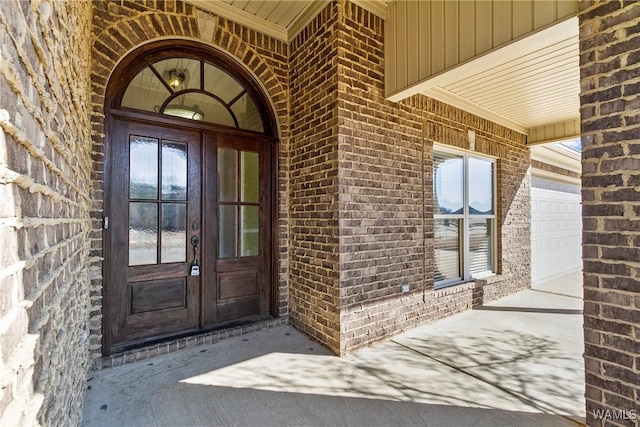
[475, 306, 583, 315]
[85, 384, 578, 427]
[393, 327, 584, 423]
[82, 323, 583, 426]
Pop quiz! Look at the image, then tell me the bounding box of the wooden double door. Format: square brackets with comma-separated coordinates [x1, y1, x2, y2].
[105, 119, 272, 354]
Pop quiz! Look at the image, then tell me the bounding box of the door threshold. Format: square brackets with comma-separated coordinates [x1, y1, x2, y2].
[97, 315, 287, 370]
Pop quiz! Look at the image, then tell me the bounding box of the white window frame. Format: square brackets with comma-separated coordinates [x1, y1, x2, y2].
[433, 145, 496, 288]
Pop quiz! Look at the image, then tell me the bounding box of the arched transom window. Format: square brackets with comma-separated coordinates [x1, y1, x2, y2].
[121, 57, 264, 133]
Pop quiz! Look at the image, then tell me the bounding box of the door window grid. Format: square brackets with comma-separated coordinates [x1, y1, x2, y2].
[218, 148, 260, 259]
[128, 136, 188, 266]
[433, 147, 495, 288]
[121, 57, 264, 132]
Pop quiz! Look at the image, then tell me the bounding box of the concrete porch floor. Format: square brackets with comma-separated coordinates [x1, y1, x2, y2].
[81, 271, 585, 426]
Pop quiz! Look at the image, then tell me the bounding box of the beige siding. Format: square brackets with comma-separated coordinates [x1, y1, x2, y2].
[386, 0, 579, 97]
[528, 119, 581, 145]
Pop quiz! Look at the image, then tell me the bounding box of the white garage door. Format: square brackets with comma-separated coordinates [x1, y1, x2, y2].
[531, 175, 582, 284]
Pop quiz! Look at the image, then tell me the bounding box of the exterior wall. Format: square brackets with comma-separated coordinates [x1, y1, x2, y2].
[289, 4, 342, 353]
[89, 0, 290, 361]
[321, 1, 530, 353]
[579, 1, 640, 424]
[0, 0, 93, 425]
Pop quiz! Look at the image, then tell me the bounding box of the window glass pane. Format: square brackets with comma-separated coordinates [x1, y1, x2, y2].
[218, 148, 238, 202]
[130, 136, 158, 199]
[469, 218, 492, 275]
[153, 58, 201, 91]
[241, 151, 259, 203]
[203, 63, 243, 103]
[122, 67, 170, 112]
[129, 202, 158, 265]
[161, 203, 187, 263]
[162, 142, 187, 200]
[434, 152, 464, 214]
[231, 93, 264, 132]
[241, 206, 259, 257]
[219, 205, 237, 258]
[163, 93, 235, 126]
[468, 157, 494, 214]
[434, 219, 460, 282]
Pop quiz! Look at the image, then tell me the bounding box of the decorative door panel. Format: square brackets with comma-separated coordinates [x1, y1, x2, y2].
[107, 120, 201, 351]
[203, 136, 271, 326]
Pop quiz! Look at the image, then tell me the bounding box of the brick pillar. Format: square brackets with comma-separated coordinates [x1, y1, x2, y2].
[579, 1, 640, 424]
[288, 3, 342, 353]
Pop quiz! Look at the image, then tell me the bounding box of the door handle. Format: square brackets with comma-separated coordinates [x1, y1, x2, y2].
[190, 235, 200, 276]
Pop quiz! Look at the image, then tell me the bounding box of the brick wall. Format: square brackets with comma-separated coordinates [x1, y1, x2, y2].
[287, 1, 532, 354]
[579, 1, 640, 424]
[90, 0, 290, 359]
[289, 3, 342, 353]
[336, 1, 530, 353]
[0, 0, 93, 425]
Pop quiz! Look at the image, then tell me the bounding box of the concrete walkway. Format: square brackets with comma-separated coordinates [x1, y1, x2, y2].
[82, 271, 585, 427]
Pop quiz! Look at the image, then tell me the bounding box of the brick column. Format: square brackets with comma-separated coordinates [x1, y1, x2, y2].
[579, 1, 640, 424]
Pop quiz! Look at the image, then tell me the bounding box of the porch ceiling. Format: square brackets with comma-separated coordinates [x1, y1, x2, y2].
[185, 1, 580, 144]
[185, 0, 390, 42]
[418, 17, 580, 138]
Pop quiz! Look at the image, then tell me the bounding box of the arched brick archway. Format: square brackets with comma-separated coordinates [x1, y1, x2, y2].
[89, 2, 290, 359]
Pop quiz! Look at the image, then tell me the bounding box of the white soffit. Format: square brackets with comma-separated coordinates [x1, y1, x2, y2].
[186, 0, 388, 42]
[531, 142, 581, 179]
[397, 17, 580, 136]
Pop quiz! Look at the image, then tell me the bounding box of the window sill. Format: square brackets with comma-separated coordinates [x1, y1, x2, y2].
[433, 274, 502, 297]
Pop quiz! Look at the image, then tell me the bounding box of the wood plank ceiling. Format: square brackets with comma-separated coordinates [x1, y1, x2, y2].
[186, 0, 390, 41]
[421, 17, 580, 138]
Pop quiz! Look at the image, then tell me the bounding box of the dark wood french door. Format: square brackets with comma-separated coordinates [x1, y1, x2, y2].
[105, 119, 271, 354]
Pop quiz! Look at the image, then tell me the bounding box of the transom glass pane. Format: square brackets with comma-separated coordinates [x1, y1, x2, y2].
[122, 68, 170, 111]
[162, 142, 187, 200]
[130, 136, 158, 200]
[434, 219, 460, 282]
[120, 57, 265, 132]
[164, 93, 235, 126]
[468, 157, 494, 215]
[129, 202, 158, 266]
[153, 58, 201, 92]
[203, 63, 243, 103]
[434, 152, 464, 214]
[231, 93, 264, 133]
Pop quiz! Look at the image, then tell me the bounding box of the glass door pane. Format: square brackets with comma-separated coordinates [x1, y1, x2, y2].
[218, 148, 260, 259]
[129, 202, 158, 265]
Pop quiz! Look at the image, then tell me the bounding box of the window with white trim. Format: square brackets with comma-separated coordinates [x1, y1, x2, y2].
[433, 147, 495, 287]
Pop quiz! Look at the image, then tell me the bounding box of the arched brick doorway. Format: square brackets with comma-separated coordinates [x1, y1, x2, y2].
[102, 40, 278, 355]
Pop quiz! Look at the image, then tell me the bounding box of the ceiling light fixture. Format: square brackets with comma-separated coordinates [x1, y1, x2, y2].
[166, 68, 189, 90]
[164, 104, 204, 121]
